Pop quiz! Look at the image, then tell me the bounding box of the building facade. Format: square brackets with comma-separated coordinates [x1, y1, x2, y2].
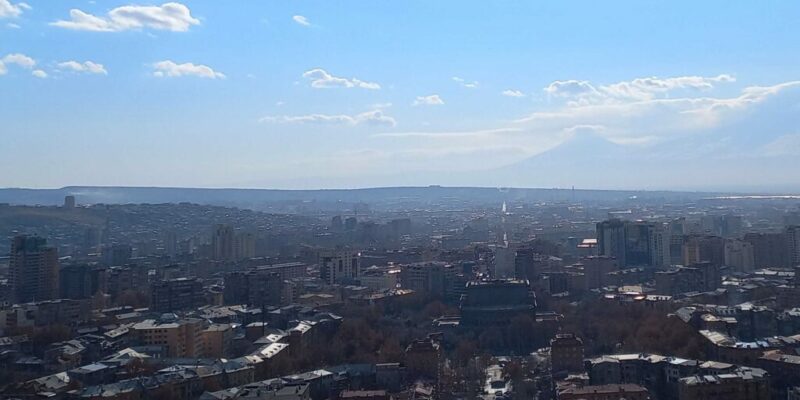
[9, 235, 60, 304]
[151, 277, 204, 313]
[319, 249, 361, 285]
[551, 333, 585, 374]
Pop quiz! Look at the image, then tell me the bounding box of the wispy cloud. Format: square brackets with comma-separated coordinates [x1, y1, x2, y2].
[502, 89, 526, 97]
[152, 60, 225, 79]
[260, 109, 396, 127]
[413, 94, 444, 106]
[302, 68, 380, 89]
[761, 133, 800, 156]
[452, 76, 478, 88]
[374, 127, 522, 139]
[57, 60, 108, 75]
[31, 69, 46, 78]
[51, 2, 199, 32]
[292, 15, 310, 26]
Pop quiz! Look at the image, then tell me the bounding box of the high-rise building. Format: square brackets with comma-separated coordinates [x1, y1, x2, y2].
[211, 224, 235, 261]
[786, 226, 800, 266]
[597, 219, 627, 266]
[625, 221, 656, 266]
[319, 249, 360, 284]
[63, 195, 76, 209]
[683, 235, 726, 267]
[234, 231, 256, 260]
[150, 277, 204, 312]
[701, 214, 743, 238]
[650, 223, 672, 267]
[722, 214, 743, 238]
[724, 239, 755, 272]
[744, 232, 790, 268]
[60, 264, 107, 299]
[514, 248, 538, 281]
[596, 219, 668, 268]
[668, 218, 688, 265]
[9, 235, 60, 303]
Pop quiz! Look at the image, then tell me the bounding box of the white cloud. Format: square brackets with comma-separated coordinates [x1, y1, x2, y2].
[260, 109, 396, 127]
[2, 53, 35, 68]
[57, 60, 108, 75]
[0, 53, 35, 75]
[371, 76, 800, 175]
[51, 2, 199, 32]
[0, 0, 28, 18]
[31, 69, 47, 78]
[292, 15, 310, 26]
[519, 78, 799, 145]
[602, 74, 734, 101]
[545, 74, 736, 105]
[453, 76, 479, 88]
[413, 94, 444, 106]
[152, 60, 225, 79]
[6, 22, 20, 28]
[0, 53, 37, 76]
[302, 68, 380, 89]
[502, 89, 526, 97]
[544, 79, 601, 99]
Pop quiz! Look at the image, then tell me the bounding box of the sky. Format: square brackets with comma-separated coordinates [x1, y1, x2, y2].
[2, 1, 800, 191]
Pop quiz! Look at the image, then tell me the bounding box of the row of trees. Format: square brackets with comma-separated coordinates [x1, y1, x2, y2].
[555, 299, 707, 359]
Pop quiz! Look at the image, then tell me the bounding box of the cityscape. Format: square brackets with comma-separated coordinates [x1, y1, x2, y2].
[0, 189, 799, 399]
[4, 1, 800, 400]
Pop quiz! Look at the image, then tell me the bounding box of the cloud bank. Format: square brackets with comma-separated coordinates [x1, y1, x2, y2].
[51, 2, 199, 32]
[152, 60, 225, 79]
[302, 68, 380, 89]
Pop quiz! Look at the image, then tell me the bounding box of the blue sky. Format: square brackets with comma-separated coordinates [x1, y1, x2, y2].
[2, 1, 800, 190]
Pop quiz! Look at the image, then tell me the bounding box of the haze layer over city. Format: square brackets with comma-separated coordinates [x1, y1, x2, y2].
[3, 2, 800, 400]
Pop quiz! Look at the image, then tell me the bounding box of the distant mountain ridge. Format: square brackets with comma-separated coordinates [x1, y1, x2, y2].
[0, 185, 724, 207]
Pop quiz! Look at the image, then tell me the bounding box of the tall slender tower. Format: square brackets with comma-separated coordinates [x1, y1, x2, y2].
[9, 235, 59, 303]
